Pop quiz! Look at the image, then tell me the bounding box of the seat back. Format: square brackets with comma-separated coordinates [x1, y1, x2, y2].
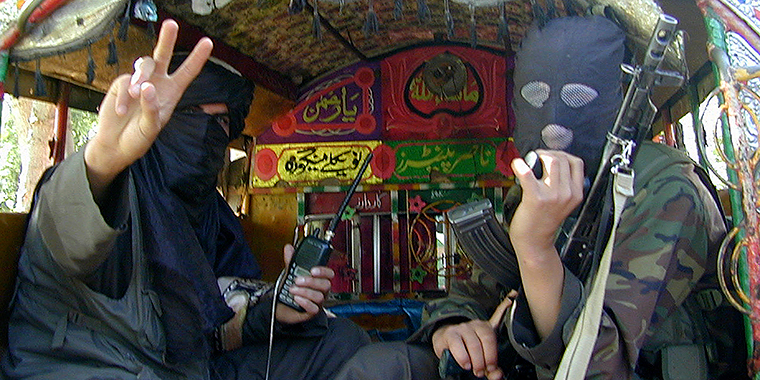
[0, 213, 26, 351]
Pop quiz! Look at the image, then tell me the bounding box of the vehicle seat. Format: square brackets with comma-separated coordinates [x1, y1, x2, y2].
[0, 213, 26, 358]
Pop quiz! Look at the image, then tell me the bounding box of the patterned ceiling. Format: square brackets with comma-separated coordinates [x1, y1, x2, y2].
[155, 0, 697, 104]
[4, 0, 706, 119]
[157, 0, 536, 88]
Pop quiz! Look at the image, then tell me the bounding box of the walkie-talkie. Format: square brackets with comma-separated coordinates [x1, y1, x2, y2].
[277, 152, 373, 312]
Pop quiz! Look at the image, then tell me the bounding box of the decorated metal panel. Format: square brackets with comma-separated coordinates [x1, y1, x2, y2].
[307, 191, 391, 214]
[251, 141, 382, 187]
[378, 138, 515, 183]
[381, 46, 512, 140]
[262, 62, 383, 144]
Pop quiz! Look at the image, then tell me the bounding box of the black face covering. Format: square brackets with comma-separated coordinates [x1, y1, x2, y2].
[511, 16, 626, 178]
[127, 55, 259, 364]
[171, 54, 254, 141]
[158, 112, 229, 206]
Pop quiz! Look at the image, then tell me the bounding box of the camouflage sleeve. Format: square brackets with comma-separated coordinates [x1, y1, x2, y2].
[508, 147, 725, 379]
[407, 264, 508, 344]
[509, 266, 583, 371]
[589, 158, 725, 378]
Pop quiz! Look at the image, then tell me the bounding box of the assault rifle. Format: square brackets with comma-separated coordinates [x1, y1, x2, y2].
[560, 14, 684, 281]
[447, 14, 684, 287]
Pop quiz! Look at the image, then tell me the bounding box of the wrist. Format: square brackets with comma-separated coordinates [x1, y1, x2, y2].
[509, 231, 556, 257]
[84, 142, 125, 202]
[514, 244, 562, 275]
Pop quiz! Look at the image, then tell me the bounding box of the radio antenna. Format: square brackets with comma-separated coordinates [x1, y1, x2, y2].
[324, 152, 373, 242]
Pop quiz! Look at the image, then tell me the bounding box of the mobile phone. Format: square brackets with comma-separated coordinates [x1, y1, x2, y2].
[523, 150, 543, 179]
[277, 231, 333, 312]
[276, 152, 373, 312]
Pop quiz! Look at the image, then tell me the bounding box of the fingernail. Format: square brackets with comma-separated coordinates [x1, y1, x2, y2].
[141, 83, 154, 100]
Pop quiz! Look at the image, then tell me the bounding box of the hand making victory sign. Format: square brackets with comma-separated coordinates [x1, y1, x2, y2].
[84, 19, 213, 202]
[82, 18, 335, 327]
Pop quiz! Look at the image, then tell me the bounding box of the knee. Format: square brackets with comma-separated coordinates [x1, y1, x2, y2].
[334, 342, 405, 380]
[328, 317, 372, 347]
[334, 342, 439, 380]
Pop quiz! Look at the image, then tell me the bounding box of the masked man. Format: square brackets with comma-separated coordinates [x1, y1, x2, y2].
[2, 20, 369, 380]
[334, 15, 743, 380]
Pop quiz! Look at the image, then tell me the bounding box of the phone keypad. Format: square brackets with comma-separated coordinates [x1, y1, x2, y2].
[278, 265, 311, 311]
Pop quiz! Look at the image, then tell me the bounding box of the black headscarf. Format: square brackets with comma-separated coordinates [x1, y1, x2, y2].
[130, 54, 259, 364]
[511, 15, 626, 178]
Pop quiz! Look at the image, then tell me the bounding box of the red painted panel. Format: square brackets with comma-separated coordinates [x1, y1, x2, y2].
[382, 46, 513, 140]
[307, 191, 391, 214]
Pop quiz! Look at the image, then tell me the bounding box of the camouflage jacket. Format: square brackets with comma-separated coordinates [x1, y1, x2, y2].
[409, 142, 729, 379]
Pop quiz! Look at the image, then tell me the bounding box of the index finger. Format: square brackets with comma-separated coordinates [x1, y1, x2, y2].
[152, 19, 180, 74]
[489, 296, 512, 328]
[168, 36, 213, 88]
[310, 266, 335, 279]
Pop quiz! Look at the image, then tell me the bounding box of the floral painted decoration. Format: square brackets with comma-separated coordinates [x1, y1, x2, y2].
[408, 195, 427, 213]
[341, 205, 356, 220]
[410, 266, 427, 284]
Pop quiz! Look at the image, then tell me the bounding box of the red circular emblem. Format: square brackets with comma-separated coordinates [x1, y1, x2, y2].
[354, 67, 375, 88]
[272, 114, 297, 137]
[371, 144, 396, 180]
[254, 148, 278, 181]
[355, 114, 376, 134]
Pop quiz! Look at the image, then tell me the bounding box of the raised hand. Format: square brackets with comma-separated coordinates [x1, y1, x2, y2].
[509, 149, 584, 254]
[84, 19, 213, 201]
[276, 244, 335, 325]
[509, 149, 584, 340]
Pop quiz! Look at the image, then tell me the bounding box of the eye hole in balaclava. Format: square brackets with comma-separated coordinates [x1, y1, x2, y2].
[521, 81, 550, 108]
[511, 16, 626, 178]
[521, 82, 598, 110]
[560, 83, 598, 108]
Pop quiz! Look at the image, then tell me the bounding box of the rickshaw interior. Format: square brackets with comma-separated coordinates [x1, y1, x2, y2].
[0, 0, 754, 364]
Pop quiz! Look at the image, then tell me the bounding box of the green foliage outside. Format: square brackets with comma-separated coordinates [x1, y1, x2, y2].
[0, 102, 19, 212]
[70, 108, 98, 152]
[0, 97, 97, 212]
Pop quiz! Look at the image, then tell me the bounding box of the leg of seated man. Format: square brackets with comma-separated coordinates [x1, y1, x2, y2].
[210, 317, 371, 380]
[333, 341, 440, 380]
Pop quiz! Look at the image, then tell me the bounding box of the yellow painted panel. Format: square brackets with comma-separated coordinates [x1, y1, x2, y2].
[242, 194, 298, 282]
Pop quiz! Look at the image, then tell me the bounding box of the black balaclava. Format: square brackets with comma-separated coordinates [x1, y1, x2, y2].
[512, 15, 626, 178]
[129, 54, 259, 365]
[160, 54, 254, 206]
